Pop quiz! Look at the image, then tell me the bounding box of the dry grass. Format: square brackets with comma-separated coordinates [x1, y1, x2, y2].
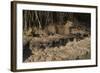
[24, 37, 91, 62]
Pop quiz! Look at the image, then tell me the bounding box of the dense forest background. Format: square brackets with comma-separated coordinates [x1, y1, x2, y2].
[23, 10, 91, 33]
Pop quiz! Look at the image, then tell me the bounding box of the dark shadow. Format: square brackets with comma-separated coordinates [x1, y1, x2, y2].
[23, 41, 32, 62]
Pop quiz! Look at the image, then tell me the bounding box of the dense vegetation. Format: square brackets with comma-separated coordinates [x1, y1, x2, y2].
[23, 10, 91, 32]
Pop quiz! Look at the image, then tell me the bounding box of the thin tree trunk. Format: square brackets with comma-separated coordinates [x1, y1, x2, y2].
[35, 11, 41, 29]
[24, 11, 27, 31]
